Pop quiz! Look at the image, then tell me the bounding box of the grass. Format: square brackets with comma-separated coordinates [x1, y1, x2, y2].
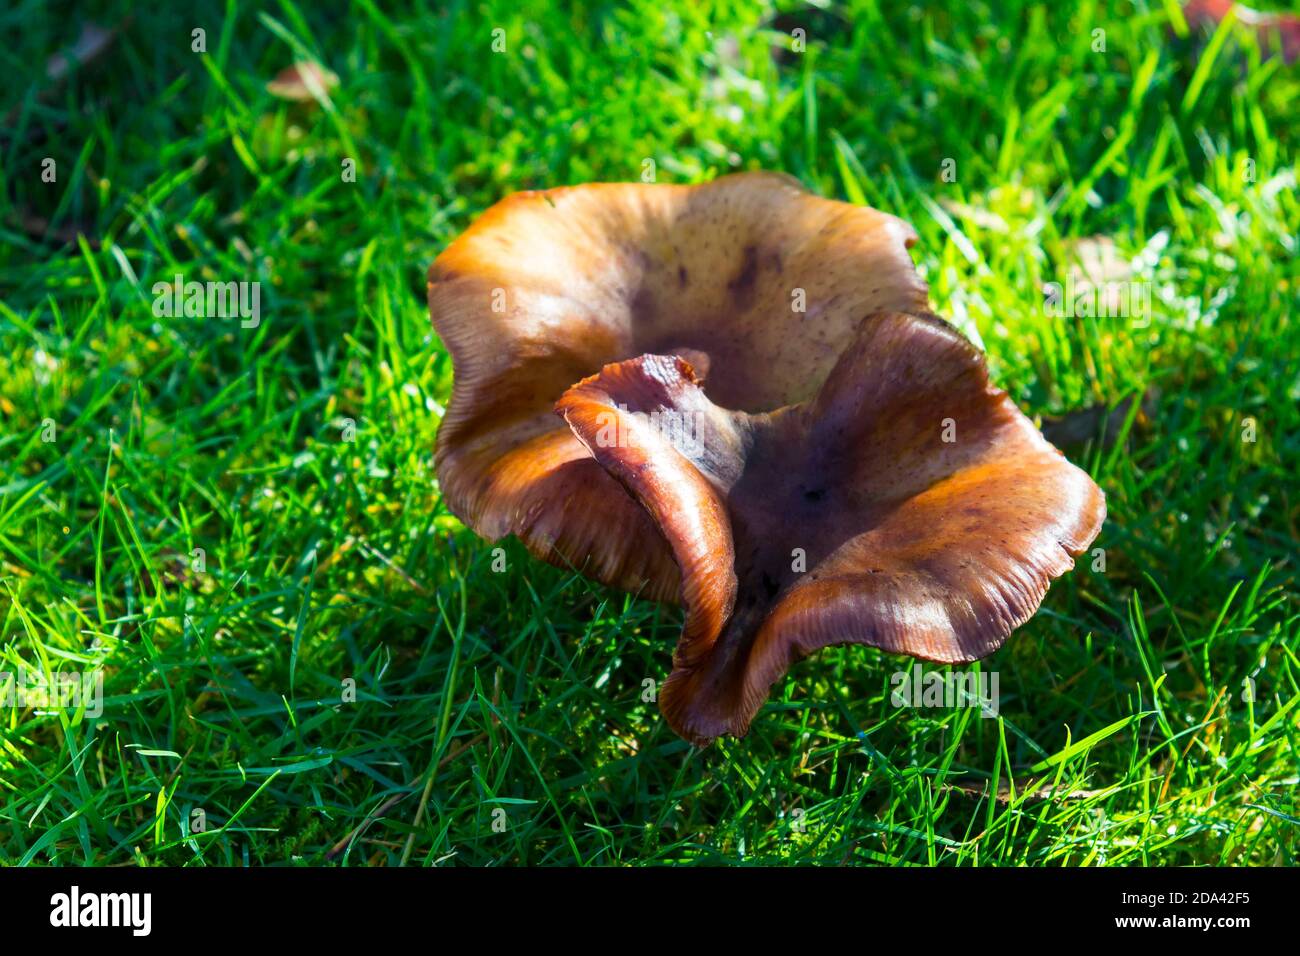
[0, 0, 1297, 866]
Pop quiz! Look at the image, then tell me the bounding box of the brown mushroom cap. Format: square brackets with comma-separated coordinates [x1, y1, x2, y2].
[556, 311, 1105, 744]
[266, 61, 339, 102]
[429, 172, 927, 599]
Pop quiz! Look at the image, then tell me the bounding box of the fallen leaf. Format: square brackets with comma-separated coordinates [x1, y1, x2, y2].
[1041, 390, 1157, 450]
[45, 22, 116, 82]
[1183, 0, 1300, 65]
[3, 20, 125, 136]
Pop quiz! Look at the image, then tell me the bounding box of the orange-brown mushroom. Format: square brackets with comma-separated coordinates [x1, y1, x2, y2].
[429, 172, 1105, 745]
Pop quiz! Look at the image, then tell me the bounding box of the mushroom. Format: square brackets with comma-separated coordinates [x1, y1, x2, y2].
[429, 172, 1105, 744]
[266, 61, 339, 102]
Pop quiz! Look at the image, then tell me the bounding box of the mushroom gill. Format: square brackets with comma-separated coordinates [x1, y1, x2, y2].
[429, 172, 1105, 745]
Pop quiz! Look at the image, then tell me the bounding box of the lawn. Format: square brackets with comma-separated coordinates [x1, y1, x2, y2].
[0, 0, 1297, 866]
